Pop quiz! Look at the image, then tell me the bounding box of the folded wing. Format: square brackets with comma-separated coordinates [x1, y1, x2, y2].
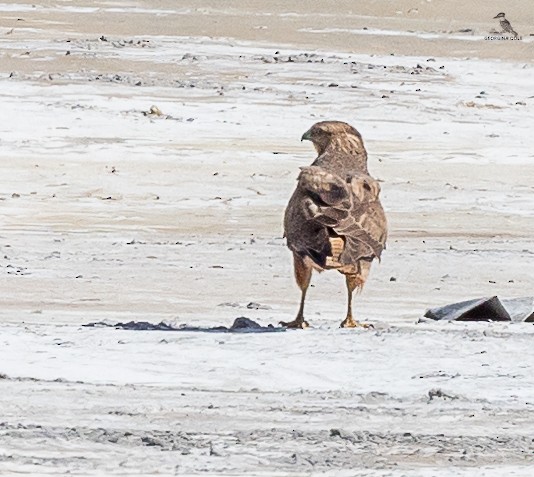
[296, 166, 387, 266]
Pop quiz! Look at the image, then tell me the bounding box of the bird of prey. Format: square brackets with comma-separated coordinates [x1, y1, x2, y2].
[493, 12, 519, 38]
[281, 121, 387, 329]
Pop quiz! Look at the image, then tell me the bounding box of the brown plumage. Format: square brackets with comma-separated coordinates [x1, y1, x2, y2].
[281, 121, 387, 328]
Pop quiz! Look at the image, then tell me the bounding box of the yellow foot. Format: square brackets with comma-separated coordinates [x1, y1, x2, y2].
[340, 318, 374, 329]
[279, 319, 309, 329]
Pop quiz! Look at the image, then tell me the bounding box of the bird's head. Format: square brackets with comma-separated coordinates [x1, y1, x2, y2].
[493, 12, 506, 19]
[301, 121, 363, 155]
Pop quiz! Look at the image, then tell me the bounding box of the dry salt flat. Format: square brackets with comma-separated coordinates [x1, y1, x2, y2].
[0, 1, 533, 475]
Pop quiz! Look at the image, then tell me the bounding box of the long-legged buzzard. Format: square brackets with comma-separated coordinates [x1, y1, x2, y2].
[282, 121, 387, 328]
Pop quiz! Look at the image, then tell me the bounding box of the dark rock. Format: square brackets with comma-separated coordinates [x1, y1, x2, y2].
[424, 296, 511, 322]
[230, 317, 262, 329]
[83, 317, 285, 333]
[501, 297, 534, 322]
[425, 296, 534, 322]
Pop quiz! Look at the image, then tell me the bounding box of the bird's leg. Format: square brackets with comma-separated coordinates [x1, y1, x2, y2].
[340, 274, 373, 329]
[280, 254, 312, 329]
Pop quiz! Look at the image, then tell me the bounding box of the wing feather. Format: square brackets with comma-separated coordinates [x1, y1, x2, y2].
[295, 166, 387, 265]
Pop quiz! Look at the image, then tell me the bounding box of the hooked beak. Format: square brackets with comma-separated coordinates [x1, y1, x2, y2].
[301, 129, 312, 142]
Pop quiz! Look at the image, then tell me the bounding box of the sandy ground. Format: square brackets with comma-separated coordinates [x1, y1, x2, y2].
[0, 1, 533, 475]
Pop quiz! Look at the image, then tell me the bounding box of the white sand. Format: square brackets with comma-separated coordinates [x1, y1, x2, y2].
[0, 1, 533, 475]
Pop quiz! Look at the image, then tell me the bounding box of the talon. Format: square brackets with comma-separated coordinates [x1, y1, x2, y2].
[280, 319, 309, 329]
[340, 319, 373, 329]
